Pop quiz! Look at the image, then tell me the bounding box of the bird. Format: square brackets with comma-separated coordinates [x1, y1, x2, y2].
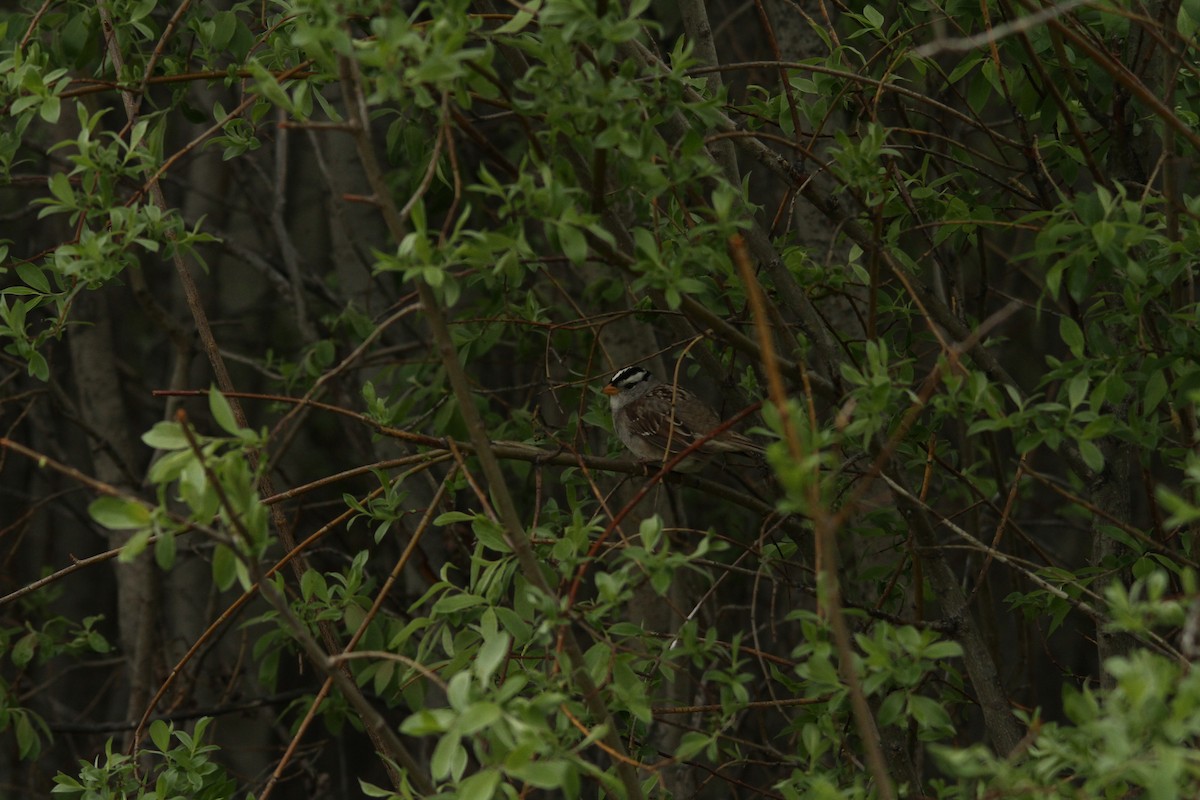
[602, 364, 764, 471]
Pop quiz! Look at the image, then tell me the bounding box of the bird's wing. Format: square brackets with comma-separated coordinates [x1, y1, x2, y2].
[625, 391, 735, 456]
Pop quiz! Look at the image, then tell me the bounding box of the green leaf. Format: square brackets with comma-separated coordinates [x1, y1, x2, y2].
[473, 629, 511, 685]
[15, 263, 50, 293]
[923, 640, 963, 660]
[431, 733, 467, 781]
[119, 527, 152, 561]
[154, 528, 176, 570]
[433, 592, 485, 614]
[209, 386, 241, 435]
[1077, 439, 1105, 473]
[52, 775, 85, 793]
[148, 448, 193, 484]
[1066, 373, 1088, 410]
[212, 543, 238, 591]
[129, 0, 156, 21]
[47, 171, 74, 206]
[508, 758, 570, 789]
[210, 10, 239, 50]
[400, 708, 454, 736]
[15, 713, 40, 759]
[801, 722, 825, 758]
[142, 421, 190, 450]
[558, 223, 587, 265]
[149, 718, 172, 752]
[639, 514, 662, 551]
[908, 693, 953, 733]
[12, 631, 37, 667]
[457, 701, 502, 735]
[434, 511, 476, 525]
[674, 731, 711, 760]
[87, 629, 109, 653]
[712, 183, 737, 221]
[39, 95, 61, 124]
[494, 0, 542, 33]
[300, 569, 327, 601]
[1144, 369, 1168, 413]
[1059, 316, 1084, 358]
[1045, 261, 1066, 301]
[27, 351, 48, 381]
[457, 769, 500, 800]
[89, 496, 151, 530]
[1091, 219, 1115, 250]
[359, 779, 397, 798]
[877, 690, 905, 727]
[471, 516, 512, 553]
[372, 659, 395, 696]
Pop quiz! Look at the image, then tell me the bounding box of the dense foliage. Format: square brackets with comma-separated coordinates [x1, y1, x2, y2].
[2, 0, 1200, 797]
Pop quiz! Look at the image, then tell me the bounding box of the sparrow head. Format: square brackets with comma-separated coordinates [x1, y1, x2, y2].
[603, 365, 652, 396]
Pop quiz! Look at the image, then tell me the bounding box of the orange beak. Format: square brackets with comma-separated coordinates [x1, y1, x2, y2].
[602, 385, 619, 396]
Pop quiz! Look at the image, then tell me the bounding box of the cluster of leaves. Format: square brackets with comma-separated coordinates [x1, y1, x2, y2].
[51, 718, 236, 800]
[935, 574, 1200, 798]
[88, 389, 268, 584]
[1, 606, 108, 760]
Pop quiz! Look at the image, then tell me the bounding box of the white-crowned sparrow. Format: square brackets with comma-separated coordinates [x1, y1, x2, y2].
[602, 365, 763, 471]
